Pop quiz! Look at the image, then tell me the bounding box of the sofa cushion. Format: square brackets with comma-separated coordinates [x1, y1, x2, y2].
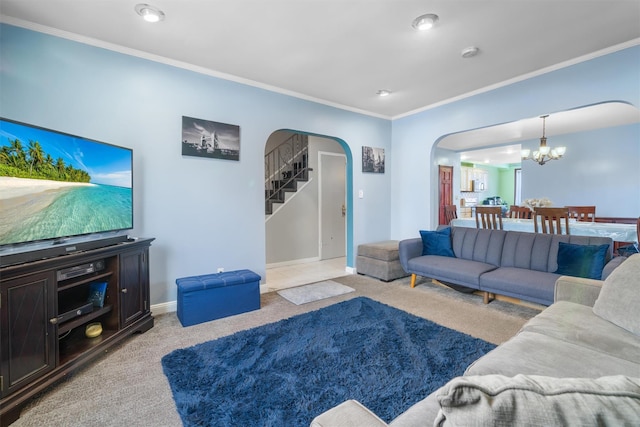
[555, 241, 608, 279]
[500, 232, 613, 273]
[434, 374, 640, 426]
[419, 228, 454, 257]
[479, 267, 559, 306]
[407, 256, 496, 287]
[593, 254, 640, 336]
[451, 227, 505, 265]
[521, 301, 640, 365]
[465, 325, 640, 378]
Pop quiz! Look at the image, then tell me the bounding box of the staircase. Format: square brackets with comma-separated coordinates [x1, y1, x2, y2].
[265, 134, 312, 215]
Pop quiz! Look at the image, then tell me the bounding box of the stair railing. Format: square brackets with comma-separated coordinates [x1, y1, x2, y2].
[265, 134, 310, 214]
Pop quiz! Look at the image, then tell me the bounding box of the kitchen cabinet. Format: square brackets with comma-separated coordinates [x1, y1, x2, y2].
[461, 167, 472, 191]
[473, 168, 488, 192]
[460, 167, 488, 192]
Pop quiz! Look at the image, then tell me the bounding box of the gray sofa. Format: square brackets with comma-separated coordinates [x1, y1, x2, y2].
[398, 226, 624, 306]
[311, 254, 640, 426]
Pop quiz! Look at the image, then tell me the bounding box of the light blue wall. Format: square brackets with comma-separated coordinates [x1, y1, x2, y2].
[521, 123, 640, 217]
[3, 23, 639, 306]
[391, 45, 640, 238]
[0, 24, 392, 305]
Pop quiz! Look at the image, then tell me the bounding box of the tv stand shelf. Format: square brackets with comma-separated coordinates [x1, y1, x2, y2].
[0, 237, 155, 427]
[57, 271, 113, 291]
[57, 305, 113, 335]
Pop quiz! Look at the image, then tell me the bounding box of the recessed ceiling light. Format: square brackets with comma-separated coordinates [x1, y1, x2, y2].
[412, 14, 439, 31]
[377, 90, 391, 97]
[461, 46, 480, 58]
[135, 4, 165, 23]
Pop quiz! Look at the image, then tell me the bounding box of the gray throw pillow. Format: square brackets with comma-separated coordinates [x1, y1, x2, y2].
[593, 253, 640, 336]
[434, 374, 640, 426]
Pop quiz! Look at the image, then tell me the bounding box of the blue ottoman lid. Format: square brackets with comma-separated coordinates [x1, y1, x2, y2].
[176, 269, 261, 292]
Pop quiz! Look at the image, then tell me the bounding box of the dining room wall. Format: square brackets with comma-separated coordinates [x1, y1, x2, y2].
[520, 122, 639, 217]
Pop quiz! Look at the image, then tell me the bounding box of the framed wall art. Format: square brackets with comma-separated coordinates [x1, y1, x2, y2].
[362, 146, 385, 173]
[182, 116, 240, 161]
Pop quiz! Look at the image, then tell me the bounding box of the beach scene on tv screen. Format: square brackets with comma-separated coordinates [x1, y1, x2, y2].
[0, 120, 133, 246]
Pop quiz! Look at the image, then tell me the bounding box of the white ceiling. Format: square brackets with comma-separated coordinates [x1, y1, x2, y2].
[1, 0, 639, 119]
[446, 102, 640, 166]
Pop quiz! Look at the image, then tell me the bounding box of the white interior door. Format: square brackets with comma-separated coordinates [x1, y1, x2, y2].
[319, 152, 346, 260]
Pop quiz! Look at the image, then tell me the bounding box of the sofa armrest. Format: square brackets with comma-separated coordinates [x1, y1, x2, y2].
[554, 276, 603, 307]
[399, 238, 422, 272]
[602, 256, 627, 280]
[310, 400, 388, 427]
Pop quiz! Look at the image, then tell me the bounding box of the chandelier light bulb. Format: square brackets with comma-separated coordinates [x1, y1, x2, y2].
[521, 115, 566, 165]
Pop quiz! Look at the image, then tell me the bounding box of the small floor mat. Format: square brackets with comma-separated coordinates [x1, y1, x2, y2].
[277, 280, 355, 305]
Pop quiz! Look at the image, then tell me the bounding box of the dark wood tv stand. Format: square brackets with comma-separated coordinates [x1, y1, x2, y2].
[0, 238, 155, 426]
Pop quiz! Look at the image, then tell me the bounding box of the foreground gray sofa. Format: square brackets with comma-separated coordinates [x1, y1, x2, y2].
[399, 226, 624, 306]
[311, 254, 640, 426]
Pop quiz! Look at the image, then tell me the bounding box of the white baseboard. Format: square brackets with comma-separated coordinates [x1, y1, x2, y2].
[151, 300, 176, 315]
[152, 264, 355, 312]
[259, 284, 272, 294]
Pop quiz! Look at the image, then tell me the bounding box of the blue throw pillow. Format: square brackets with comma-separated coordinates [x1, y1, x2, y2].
[555, 242, 609, 280]
[419, 227, 455, 257]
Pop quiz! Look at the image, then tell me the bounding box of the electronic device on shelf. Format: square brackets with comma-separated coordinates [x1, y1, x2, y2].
[56, 301, 94, 325]
[57, 259, 106, 281]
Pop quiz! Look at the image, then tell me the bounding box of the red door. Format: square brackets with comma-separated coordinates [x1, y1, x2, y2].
[438, 165, 453, 225]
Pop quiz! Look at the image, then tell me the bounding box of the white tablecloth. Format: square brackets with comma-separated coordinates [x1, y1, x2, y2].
[450, 218, 637, 243]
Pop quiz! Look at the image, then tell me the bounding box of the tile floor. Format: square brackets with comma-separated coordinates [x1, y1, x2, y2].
[261, 257, 349, 293]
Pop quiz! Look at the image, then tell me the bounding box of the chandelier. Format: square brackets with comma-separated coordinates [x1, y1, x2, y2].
[521, 115, 566, 165]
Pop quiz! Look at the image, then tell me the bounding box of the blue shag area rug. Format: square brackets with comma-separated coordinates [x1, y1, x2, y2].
[161, 297, 496, 427]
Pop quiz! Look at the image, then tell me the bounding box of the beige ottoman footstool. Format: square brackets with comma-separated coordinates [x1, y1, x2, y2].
[356, 240, 409, 282]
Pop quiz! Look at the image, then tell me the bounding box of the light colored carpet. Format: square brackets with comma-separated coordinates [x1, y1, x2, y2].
[277, 280, 355, 305]
[11, 273, 541, 427]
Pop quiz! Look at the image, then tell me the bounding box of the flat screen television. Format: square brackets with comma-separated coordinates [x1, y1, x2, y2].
[0, 118, 133, 264]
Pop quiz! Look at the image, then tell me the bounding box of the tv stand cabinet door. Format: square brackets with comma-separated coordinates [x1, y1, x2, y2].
[119, 247, 149, 328]
[0, 271, 57, 398]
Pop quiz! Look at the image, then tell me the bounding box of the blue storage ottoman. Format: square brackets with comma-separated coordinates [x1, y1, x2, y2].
[176, 269, 261, 327]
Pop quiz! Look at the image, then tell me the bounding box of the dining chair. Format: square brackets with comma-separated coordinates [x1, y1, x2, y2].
[566, 205, 596, 222]
[534, 207, 570, 234]
[444, 205, 458, 225]
[475, 206, 503, 230]
[508, 205, 532, 219]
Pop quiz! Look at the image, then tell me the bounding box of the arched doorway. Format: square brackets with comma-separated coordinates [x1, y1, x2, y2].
[432, 101, 640, 226]
[264, 130, 354, 290]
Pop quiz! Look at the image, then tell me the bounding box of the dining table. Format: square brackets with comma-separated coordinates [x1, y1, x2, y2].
[450, 218, 638, 243]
